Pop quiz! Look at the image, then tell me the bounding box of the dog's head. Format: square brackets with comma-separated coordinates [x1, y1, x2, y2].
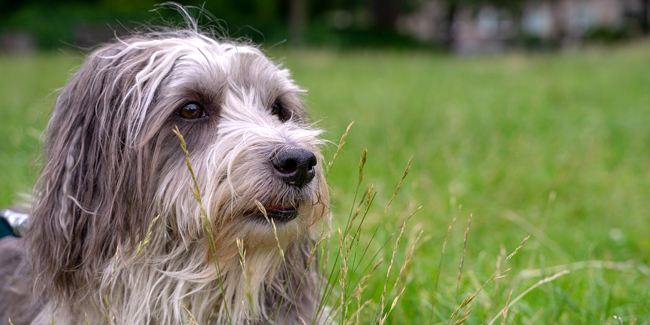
[28, 30, 329, 303]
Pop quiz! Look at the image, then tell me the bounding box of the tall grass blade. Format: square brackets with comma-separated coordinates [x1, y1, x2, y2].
[181, 302, 200, 325]
[255, 200, 285, 259]
[487, 270, 570, 325]
[135, 215, 160, 256]
[384, 157, 412, 213]
[326, 121, 354, 177]
[501, 289, 512, 325]
[430, 206, 460, 324]
[378, 207, 420, 324]
[173, 126, 232, 325]
[453, 214, 473, 309]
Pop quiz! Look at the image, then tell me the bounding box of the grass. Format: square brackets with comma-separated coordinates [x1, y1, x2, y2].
[282, 44, 650, 323]
[2, 41, 650, 324]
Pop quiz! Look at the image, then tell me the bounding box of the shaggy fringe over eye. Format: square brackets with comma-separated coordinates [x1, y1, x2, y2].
[24, 5, 329, 325]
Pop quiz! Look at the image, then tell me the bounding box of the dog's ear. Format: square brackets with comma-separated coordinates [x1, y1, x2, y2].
[28, 40, 159, 302]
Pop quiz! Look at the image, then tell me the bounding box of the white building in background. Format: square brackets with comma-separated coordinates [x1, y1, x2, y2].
[398, 0, 645, 53]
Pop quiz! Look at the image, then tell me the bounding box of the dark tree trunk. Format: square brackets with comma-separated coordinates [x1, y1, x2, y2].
[442, 1, 458, 52]
[511, 7, 523, 38]
[548, 0, 564, 47]
[370, 0, 400, 29]
[641, 0, 650, 34]
[288, 0, 306, 46]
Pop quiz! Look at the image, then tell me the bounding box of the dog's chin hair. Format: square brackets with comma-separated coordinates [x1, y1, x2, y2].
[95, 225, 320, 325]
[25, 17, 330, 325]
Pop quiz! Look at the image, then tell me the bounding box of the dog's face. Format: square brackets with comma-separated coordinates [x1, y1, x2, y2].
[138, 37, 329, 254]
[29, 33, 329, 303]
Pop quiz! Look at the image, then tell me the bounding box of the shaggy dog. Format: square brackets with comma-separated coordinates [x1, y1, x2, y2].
[0, 19, 329, 325]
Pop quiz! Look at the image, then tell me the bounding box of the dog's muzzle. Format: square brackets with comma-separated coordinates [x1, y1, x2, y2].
[272, 148, 317, 188]
[243, 148, 318, 224]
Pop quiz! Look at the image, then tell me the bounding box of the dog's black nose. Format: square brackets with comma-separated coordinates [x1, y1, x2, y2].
[273, 149, 317, 188]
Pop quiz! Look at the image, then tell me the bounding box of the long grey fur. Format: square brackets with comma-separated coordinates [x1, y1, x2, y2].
[0, 14, 329, 325]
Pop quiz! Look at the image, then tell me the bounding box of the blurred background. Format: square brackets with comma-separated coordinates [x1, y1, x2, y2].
[1, 0, 649, 53]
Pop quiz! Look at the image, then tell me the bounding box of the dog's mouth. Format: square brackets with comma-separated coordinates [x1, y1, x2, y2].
[251, 201, 300, 224]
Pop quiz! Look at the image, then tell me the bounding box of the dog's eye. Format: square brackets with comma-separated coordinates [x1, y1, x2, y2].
[178, 102, 205, 120]
[271, 101, 289, 122]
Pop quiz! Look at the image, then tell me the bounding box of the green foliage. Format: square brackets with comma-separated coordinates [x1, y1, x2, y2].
[583, 26, 629, 44]
[1, 3, 148, 49]
[2, 42, 650, 323]
[0, 1, 432, 50]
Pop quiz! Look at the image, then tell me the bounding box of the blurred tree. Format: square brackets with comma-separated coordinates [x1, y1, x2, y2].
[289, 0, 306, 45]
[101, 0, 156, 13]
[547, 0, 564, 46]
[641, 0, 649, 34]
[441, 0, 525, 51]
[0, 0, 27, 20]
[370, 0, 400, 29]
[441, 0, 459, 51]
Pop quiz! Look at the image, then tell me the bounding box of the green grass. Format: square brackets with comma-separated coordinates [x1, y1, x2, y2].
[2, 42, 650, 324]
[0, 52, 83, 205]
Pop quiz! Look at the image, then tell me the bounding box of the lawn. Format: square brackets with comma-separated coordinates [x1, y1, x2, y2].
[1, 42, 649, 324]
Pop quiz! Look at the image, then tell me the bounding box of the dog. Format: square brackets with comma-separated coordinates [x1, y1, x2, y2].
[0, 17, 329, 325]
